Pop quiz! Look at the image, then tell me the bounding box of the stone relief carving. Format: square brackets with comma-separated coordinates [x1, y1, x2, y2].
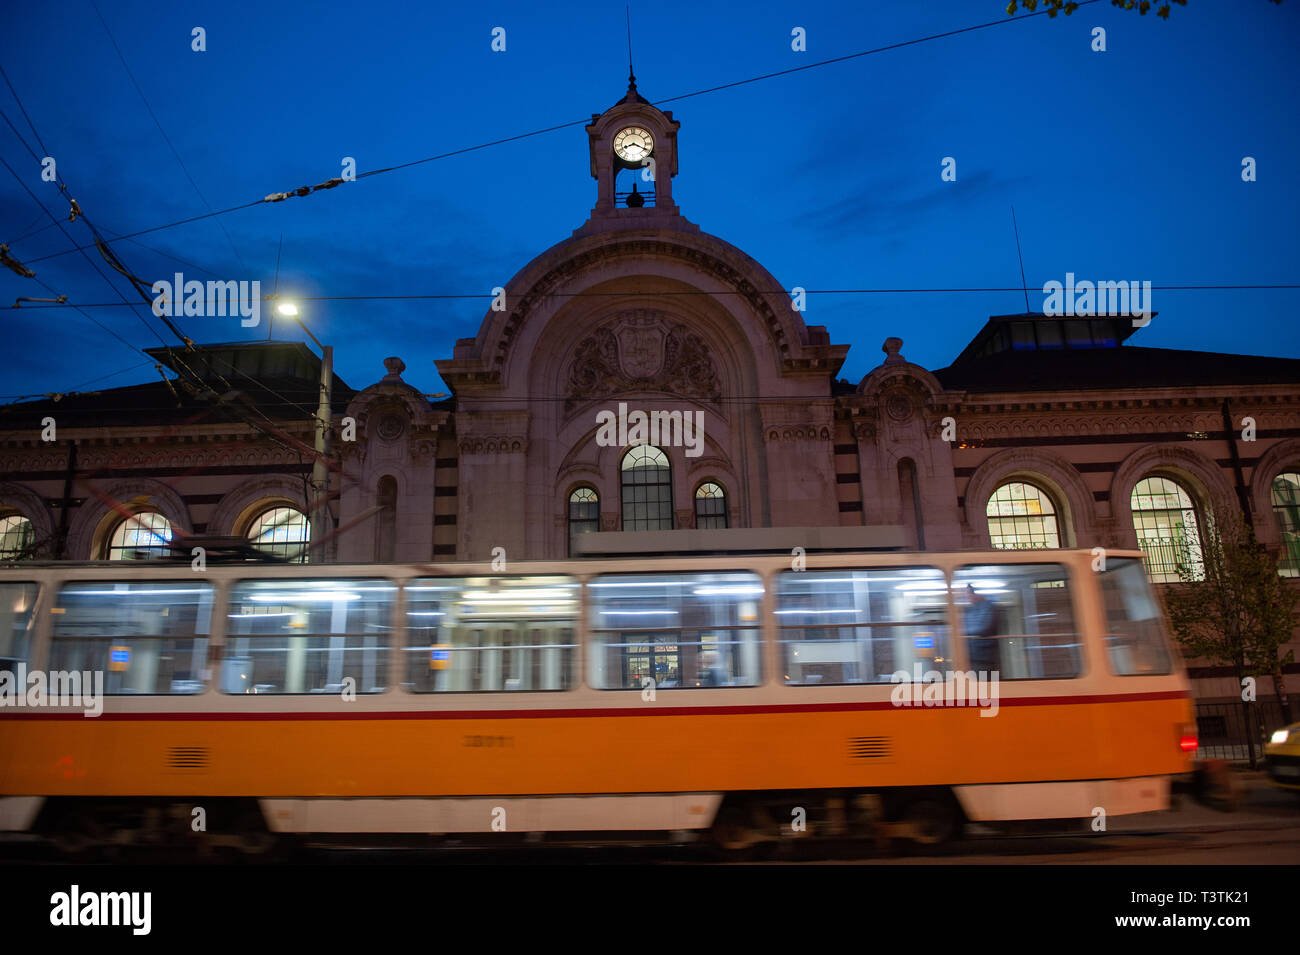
[458, 435, 527, 455]
[566, 312, 721, 410]
[765, 426, 831, 442]
[885, 392, 914, 423]
[376, 413, 406, 441]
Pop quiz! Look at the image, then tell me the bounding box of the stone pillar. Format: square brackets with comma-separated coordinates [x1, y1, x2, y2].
[455, 412, 530, 562]
[758, 403, 839, 527]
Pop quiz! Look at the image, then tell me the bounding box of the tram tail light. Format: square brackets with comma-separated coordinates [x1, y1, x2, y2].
[1179, 724, 1198, 753]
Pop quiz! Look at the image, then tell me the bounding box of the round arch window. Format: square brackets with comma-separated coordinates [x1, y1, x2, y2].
[568, 487, 600, 556]
[1271, 471, 1300, 577]
[247, 505, 310, 563]
[621, 446, 673, 531]
[106, 512, 173, 560]
[694, 482, 727, 529]
[1130, 476, 1205, 582]
[0, 514, 35, 560]
[986, 481, 1061, 549]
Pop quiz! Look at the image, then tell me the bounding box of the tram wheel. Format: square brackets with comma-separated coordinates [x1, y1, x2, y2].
[709, 806, 764, 854]
[900, 796, 960, 846]
[230, 808, 280, 857]
[50, 810, 110, 858]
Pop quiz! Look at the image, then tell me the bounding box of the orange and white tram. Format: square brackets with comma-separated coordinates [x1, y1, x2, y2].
[0, 548, 1196, 850]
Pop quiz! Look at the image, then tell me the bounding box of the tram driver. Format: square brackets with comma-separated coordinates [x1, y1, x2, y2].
[962, 584, 1002, 673]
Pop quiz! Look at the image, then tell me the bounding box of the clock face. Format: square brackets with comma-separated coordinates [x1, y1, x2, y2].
[613, 126, 654, 163]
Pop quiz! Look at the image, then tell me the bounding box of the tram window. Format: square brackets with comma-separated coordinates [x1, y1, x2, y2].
[953, 564, 1082, 679]
[776, 567, 948, 685]
[224, 579, 395, 694]
[587, 572, 763, 689]
[1099, 557, 1173, 675]
[404, 576, 578, 692]
[49, 581, 213, 694]
[0, 582, 39, 678]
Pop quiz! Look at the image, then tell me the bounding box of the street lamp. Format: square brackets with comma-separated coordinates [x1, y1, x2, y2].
[278, 300, 332, 562]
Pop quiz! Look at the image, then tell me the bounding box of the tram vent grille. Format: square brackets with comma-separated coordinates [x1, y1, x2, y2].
[848, 737, 891, 759]
[167, 747, 210, 771]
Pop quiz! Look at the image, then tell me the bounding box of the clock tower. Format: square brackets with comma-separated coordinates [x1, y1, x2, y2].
[577, 73, 697, 235]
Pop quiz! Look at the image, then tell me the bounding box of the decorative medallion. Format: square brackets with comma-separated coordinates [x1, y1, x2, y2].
[885, 392, 914, 423]
[377, 414, 406, 441]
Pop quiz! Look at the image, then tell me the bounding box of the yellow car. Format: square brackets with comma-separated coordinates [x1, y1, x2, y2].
[1265, 723, 1300, 791]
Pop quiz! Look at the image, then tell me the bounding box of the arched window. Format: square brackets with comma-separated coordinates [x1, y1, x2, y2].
[986, 481, 1061, 550]
[1130, 476, 1204, 583]
[0, 514, 34, 560]
[621, 446, 673, 531]
[1271, 471, 1300, 577]
[247, 505, 310, 563]
[568, 487, 600, 556]
[694, 482, 727, 529]
[106, 512, 173, 560]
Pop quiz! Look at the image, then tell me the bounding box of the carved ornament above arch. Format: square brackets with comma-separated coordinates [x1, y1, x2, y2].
[565, 312, 721, 411]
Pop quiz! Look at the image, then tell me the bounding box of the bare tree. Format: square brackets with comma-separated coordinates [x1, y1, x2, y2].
[1006, 0, 1283, 20]
[1162, 507, 1298, 767]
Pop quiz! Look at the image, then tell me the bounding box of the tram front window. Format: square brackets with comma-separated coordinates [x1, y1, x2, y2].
[587, 572, 763, 689]
[1100, 557, 1173, 676]
[0, 581, 38, 679]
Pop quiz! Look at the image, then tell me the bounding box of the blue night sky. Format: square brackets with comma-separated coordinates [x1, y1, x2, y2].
[1, 0, 1297, 401]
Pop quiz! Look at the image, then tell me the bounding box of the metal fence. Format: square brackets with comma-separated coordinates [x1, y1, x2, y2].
[1195, 700, 1290, 762]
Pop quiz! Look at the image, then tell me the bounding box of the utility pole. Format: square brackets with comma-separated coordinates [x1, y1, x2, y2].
[311, 343, 333, 562]
[278, 301, 332, 562]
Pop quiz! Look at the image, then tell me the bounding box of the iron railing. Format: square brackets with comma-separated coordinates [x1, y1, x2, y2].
[1195, 699, 1289, 762]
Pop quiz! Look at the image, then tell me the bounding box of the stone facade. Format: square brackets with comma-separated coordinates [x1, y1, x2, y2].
[2, 83, 1299, 707]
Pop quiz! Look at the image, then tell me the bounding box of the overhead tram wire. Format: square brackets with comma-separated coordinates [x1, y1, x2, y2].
[0, 105, 186, 348]
[13, 282, 1300, 310]
[4, 209, 50, 245]
[0, 127, 310, 441]
[0, 360, 157, 403]
[1, 65, 345, 429]
[89, 1, 251, 274]
[0, 80, 372, 518]
[21, 1, 1104, 267]
[0, 151, 170, 354]
[0, 78, 242, 400]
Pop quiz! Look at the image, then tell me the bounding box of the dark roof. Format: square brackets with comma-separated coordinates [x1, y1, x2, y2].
[951, 313, 1141, 365]
[933, 345, 1300, 394]
[0, 342, 357, 430]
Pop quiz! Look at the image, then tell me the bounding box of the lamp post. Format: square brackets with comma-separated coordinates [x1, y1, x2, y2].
[278, 301, 332, 562]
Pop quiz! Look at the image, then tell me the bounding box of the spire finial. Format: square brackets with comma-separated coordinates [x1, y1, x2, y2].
[626, 6, 636, 91]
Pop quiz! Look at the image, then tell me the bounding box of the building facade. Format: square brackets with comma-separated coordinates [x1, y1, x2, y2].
[3, 82, 1300, 706]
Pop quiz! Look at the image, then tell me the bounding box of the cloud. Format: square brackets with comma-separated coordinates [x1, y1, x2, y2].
[799, 168, 1030, 239]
